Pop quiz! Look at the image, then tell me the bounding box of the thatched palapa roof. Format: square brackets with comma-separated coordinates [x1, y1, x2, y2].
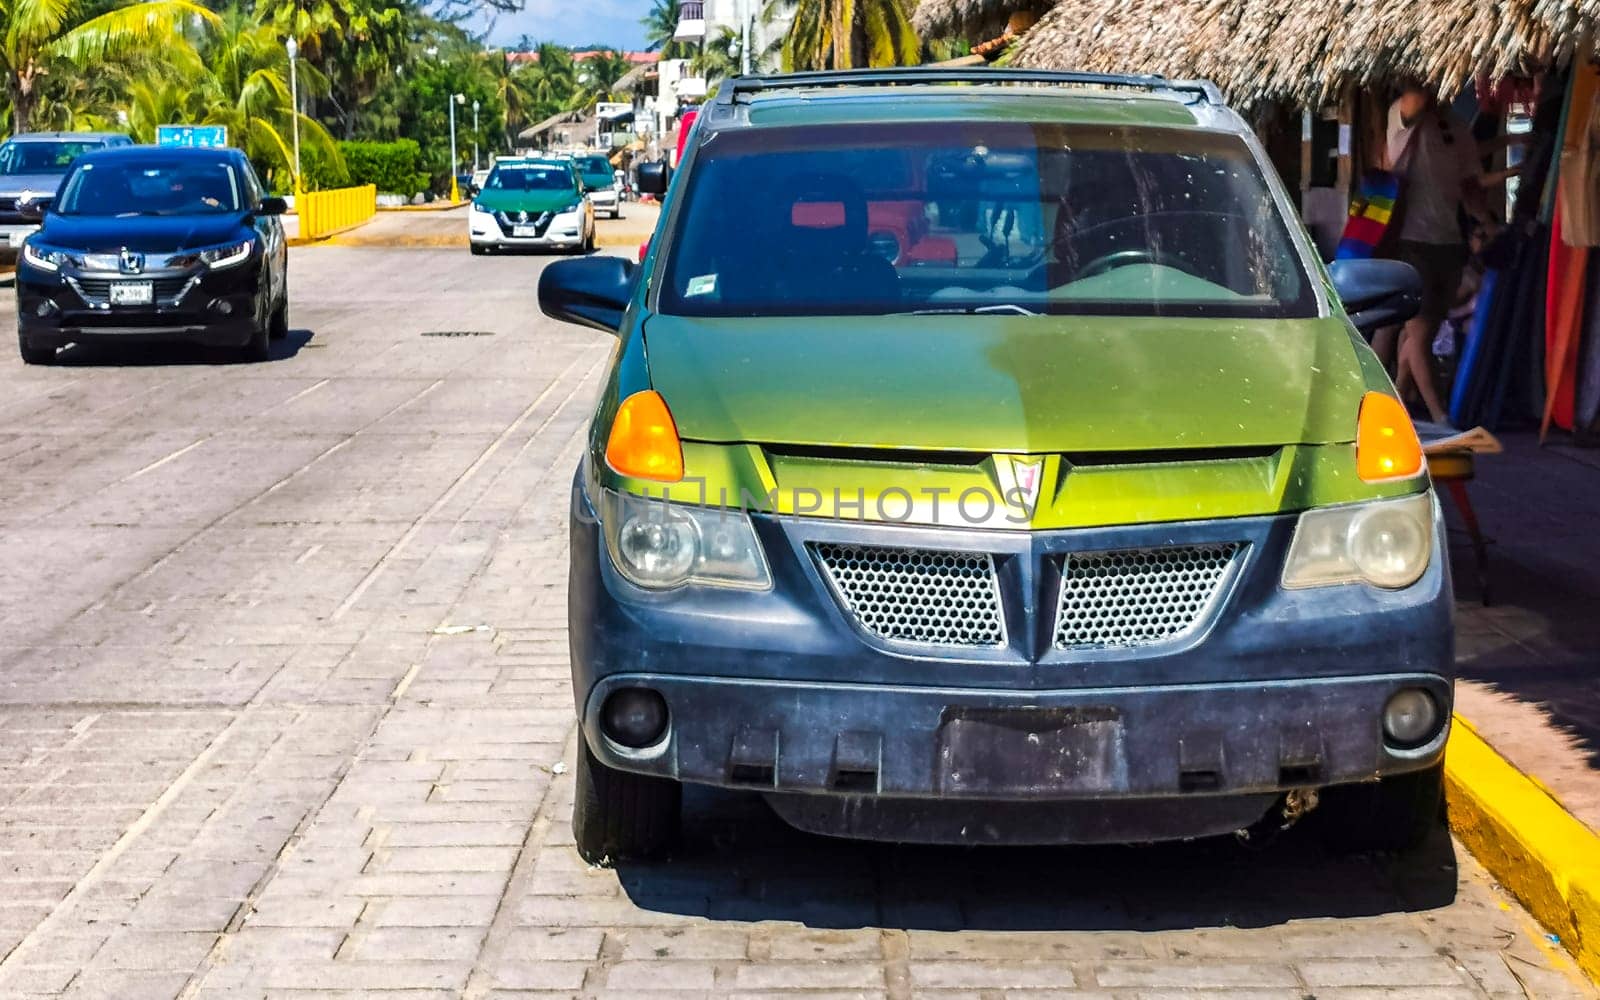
[1009, 0, 1600, 108]
[913, 0, 1053, 40]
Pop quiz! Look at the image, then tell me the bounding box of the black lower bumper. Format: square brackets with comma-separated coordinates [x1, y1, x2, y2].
[19, 317, 258, 348]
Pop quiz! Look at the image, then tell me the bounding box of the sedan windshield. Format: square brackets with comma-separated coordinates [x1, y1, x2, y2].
[55, 159, 242, 216]
[486, 164, 573, 191]
[0, 141, 103, 176]
[660, 122, 1316, 319]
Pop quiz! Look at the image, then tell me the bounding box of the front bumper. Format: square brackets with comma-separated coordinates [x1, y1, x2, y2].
[0, 222, 40, 251]
[469, 210, 584, 250]
[569, 475, 1455, 843]
[16, 260, 264, 347]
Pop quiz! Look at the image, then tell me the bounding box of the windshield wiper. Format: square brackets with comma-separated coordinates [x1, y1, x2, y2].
[905, 303, 1041, 317]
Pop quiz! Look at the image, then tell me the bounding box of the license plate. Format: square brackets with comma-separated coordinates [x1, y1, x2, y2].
[937, 707, 1126, 795]
[512, 225, 539, 238]
[109, 281, 153, 305]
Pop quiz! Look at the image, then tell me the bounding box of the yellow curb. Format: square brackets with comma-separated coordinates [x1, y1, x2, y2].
[316, 232, 653, 250]
[377, 202, 466, 212]
[1446, 713, 1600, 983]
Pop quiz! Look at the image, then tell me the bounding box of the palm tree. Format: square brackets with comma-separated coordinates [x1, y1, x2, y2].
[694, 27, 741, 86]
[194, 6, 342, 190]
[484, 49, 535, 150]
[524, 42, 577, 117]
[2, 0, 221, 132]
[640, 0, 689, 60]
[573, 50, 629, 109]
[779, 0, 918, 71]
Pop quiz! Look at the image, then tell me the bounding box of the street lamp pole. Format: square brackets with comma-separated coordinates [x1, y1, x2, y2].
[286, 37, 301, 196]
[448, 92, 464, 202]
[472, 100, 480, 170]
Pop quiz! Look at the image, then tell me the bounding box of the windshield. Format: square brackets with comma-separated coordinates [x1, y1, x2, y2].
[659, 122, 1316, 319]
[577, 155, 613, 178]
[56, 158, 242, 216]
[486, 163, 574, 192]
[0, 140, 104, 177]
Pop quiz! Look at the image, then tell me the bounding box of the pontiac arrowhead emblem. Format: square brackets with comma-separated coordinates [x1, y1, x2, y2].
[999, 456, 1045, 522]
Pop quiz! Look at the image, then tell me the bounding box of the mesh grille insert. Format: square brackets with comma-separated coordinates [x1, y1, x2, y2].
[1054, 543, 1242, 650]
[812, 543, 1004, 647]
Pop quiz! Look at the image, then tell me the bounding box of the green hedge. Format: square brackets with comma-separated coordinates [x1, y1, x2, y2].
[338, 139, 429, 197]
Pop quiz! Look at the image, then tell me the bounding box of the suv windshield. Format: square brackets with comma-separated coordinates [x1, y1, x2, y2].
[576, 155, 613, 179]
[56, 159, 242, 216]
[486, 163, 573, 192]
[0, 140, 104, 176]
[660, 122, 1317, 319]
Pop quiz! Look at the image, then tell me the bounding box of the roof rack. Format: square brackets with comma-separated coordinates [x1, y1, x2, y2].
[720, 68, 1223, 107]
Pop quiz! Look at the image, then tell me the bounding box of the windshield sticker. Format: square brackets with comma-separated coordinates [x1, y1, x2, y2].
[685, 274, 718, 298]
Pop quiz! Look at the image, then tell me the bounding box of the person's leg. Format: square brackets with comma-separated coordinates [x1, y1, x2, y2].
[1372, 325, 1401, 370]
[1400, 316, 1450, 422]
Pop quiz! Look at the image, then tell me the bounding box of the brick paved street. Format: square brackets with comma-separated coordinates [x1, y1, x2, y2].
[0, 244, 1594, 999]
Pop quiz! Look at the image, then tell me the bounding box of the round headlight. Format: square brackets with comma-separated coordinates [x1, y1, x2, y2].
[615, 507, 697, 586]
[1348, 502, 1429, 588]
[1383, 688, 1441, 747]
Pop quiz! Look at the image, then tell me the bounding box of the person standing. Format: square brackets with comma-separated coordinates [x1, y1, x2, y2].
[1379, 84, 1499, 425]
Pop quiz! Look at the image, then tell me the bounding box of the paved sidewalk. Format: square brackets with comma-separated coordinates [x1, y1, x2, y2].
[1448, 433, 1600, 833]
[0, 245, 1594, 998]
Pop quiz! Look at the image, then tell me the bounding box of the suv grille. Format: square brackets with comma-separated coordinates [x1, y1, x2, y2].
[812, 543, 1004, 648]
[1053, 543, 1242, 650]
[71, 276, 195, 307]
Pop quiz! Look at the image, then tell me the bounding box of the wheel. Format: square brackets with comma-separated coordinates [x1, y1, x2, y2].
[583, 226, 595, 253]
[572, 738, 680, 865]
[17, 332, 54, 365]
[268, 296, 289, 341]
[241, 309, 271, 362]
[1316, 763, 1444, 854]
[470, 243, 488, 256]
[612, 207, 622, 220]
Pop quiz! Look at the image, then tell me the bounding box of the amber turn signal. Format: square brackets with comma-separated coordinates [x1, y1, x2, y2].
[1356, 391, 1423, 482]
[606, 390, 684, 482]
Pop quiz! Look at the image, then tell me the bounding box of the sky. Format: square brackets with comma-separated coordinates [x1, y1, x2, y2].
[476, 0, 652, 52]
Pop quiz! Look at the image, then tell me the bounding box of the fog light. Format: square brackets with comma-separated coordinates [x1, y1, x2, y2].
[209, 298, 233, 315]
[600, 688, 668, 749]
[34, 299, 55, 317]
[1383, 688, 1441, 748]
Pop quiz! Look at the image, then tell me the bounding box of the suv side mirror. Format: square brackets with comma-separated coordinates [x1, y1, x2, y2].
[539, 257, 636, 335]
[637, 161, 670, 196]
[255, 196, 288, 216]
[1329, 258, 1422, 338]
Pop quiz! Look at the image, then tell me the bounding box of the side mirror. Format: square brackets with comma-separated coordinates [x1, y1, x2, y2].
[1329, 258, 1422, 338]
[256, 196, 288, 216]
[637, 161, 670, 196]
[539, 256, 636, 335]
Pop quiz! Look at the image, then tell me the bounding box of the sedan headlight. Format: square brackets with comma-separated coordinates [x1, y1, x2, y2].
[470, 201, 493, 215]
[556, 200, 583, 216]
[600, 489, 770, 590]
[200, 240, 253, 269]
[1282, 491, 1434, 590]
[22, 241, 74, 272]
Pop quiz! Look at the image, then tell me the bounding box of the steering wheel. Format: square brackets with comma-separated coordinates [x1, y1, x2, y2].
[1076, 248, 1192, 280]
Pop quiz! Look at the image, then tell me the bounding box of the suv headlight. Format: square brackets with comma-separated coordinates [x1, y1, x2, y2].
[1282, 491, 1434, 590]
[22, 241, 75, 271]
[200, 240, 253, 269]
[600, 489, 771, 590]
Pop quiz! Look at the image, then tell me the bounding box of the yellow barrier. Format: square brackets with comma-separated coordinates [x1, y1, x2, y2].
[297, 184, 377, 242]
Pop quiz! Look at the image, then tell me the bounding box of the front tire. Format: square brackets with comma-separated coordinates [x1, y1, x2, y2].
[470, 243, 488, 256]
[241, 313, 271, 363]
[268, 295, 289, 341]
[18, 331, 54, 365]
[572, 739, 680, 866]
[1317, 763, 1444, 854]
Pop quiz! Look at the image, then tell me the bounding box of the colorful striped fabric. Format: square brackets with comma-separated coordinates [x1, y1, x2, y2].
[1335, 170, 1402, 260]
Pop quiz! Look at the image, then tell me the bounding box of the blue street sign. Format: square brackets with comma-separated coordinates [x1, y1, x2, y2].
[156, 125, 228, 149]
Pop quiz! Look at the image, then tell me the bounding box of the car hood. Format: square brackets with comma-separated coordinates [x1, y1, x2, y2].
[643, 313, 1368, 453]
[0, 172, 67, 199]
[474, 189, 580, 214]
[37, 213, 251, 253]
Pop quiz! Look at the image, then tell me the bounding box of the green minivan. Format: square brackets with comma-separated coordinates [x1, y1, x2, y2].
[539, 69, 1447, 864]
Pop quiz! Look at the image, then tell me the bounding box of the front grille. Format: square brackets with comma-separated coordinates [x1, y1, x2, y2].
[1053, 543, 1242, 650]
[496, 211, 554, 237]
[71, 275, 194, 306]
[812, 543, 1005, 648]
